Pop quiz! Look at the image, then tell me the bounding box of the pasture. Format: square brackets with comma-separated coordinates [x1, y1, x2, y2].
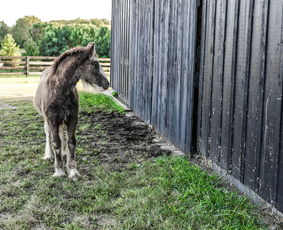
[0, 92, 271, 229]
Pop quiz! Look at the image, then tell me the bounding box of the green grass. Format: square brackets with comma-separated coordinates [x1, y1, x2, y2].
[79, 92, 125, 113]
[0, 98, 267, 230]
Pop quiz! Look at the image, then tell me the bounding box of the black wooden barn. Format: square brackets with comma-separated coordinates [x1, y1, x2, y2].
[111, 0, 283, 213]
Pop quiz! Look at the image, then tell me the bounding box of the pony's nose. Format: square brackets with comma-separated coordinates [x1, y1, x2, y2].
[103, 81, 110, 90]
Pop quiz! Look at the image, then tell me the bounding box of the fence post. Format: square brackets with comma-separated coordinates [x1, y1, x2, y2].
[26, 56, 30, 76]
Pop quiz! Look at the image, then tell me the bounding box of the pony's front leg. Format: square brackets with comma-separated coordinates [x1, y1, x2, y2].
[50, 125, 66, 177]
[66, 119, 80, 179]
[43, 120, 53, 160]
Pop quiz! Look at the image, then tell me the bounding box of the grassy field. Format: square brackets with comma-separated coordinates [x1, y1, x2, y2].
[0, 93, 268, 229]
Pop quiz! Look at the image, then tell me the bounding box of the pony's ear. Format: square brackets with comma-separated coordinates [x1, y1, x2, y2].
[87, 42, 96, 57]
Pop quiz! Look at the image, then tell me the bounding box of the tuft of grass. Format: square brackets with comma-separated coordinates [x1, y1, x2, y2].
[79, 92, 124, 113]
[112, 91, 119, 97]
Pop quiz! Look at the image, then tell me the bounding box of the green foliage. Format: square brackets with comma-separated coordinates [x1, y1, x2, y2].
[79, 92, 124, 113]
[23, 38, 40, 56]
[23, 23, 47, 56]
[7, 16, 111, 57]
[69, 24, 97, 47]
[27, 23, 47, 55]
[11, 16, 41, 48]
[90, 18, 110, 27]
[95, 27, 111, 58]
[0, 21, 10, 49]
[0, 34, 20, 56]
[112, 91, 119, 97]
[40, 24, 98, 56]
[40, 24, 71, 56]
[50, 18, 110, 27]
[38, 24, 110, 57]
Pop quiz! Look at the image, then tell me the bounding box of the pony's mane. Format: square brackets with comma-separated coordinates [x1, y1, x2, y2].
[51, 46, 88, 76]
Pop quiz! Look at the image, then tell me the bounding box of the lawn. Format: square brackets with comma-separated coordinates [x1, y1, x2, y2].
[0, 93, 267, 230]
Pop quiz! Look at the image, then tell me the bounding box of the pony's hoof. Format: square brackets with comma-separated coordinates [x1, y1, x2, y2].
[43, 155, 53, 160]
[52, 168, 66, 177]
[68, 168, 81, 180]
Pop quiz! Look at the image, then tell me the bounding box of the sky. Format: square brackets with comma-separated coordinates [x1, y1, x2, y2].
[0, 0, 112, 26]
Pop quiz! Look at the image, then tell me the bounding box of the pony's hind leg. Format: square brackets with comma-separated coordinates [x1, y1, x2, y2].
[50, 123, 66, 177]
[59, 123, 68, 157]
[43, 120, 53, 160]
[66, 119, 80, 179]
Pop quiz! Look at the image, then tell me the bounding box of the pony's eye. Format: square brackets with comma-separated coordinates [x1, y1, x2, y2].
[94, 61, 99, 68]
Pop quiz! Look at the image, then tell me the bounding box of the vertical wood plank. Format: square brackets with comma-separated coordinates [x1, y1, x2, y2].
[210, 0, 227, 164]
[200, 0, 217, 157]
[151, 0, 160, 127]
[231, 0, 254, 180]
[167, 0, 177, 143]
[158, 0, 170, 135]
[220, 0, 239, 170]
[276, 0, 283, 212]
[175, 0, 185, 149]
[110, 0, 115, 89]
[244, 0, 269, 191]
[197, 0, 208, 153]
[182, 0, 196, 152]
[259, 0, 283, 204]
[26, 56, 30, 76]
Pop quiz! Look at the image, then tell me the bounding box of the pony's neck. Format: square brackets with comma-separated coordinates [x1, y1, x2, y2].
[52, 56, 85, 92]
[47, 72, 79, 100]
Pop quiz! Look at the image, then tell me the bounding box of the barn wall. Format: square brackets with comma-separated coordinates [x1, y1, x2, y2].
[111, 0, 197, 153]
[111, 0, 283, 213]
[198, 0, 283, 211]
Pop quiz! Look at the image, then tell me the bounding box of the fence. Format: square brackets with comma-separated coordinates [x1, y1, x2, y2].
[0, 56, 111, 76]
[111, 0, 283, 213]
[111, 0, 197, 153]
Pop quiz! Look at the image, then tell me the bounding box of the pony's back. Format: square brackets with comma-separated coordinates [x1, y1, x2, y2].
[34, 67, 52, 117]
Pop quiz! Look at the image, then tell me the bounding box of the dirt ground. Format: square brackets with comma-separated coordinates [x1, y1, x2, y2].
[78, 110, 172, 173]
[0, 77, 40, 98]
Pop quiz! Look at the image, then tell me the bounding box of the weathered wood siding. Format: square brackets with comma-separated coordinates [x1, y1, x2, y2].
[111, 0, 197, 153]
[198, 0, 283, 211]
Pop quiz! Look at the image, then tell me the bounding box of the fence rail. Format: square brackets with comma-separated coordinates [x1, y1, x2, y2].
[0, 56, 111, 76]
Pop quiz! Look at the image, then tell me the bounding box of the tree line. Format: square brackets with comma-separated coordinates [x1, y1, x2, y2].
[0, 16, 111, 58]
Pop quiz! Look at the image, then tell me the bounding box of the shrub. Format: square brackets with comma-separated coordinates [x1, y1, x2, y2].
[95, 27, 111, 58]
[0, 34, 20, 56]
[0, 21, 10, 49]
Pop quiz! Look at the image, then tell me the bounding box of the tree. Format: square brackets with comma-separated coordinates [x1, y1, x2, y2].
[11, 16, 41, 47]
[0, 21, 10, 49]
[23, 38, 40, 56]
[0, 34, 20, 56]
[95, 27, 111, 58]
[91, 19, 110, 27]
[40, 24, 98, 56]
[26, 23, 48, 56]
